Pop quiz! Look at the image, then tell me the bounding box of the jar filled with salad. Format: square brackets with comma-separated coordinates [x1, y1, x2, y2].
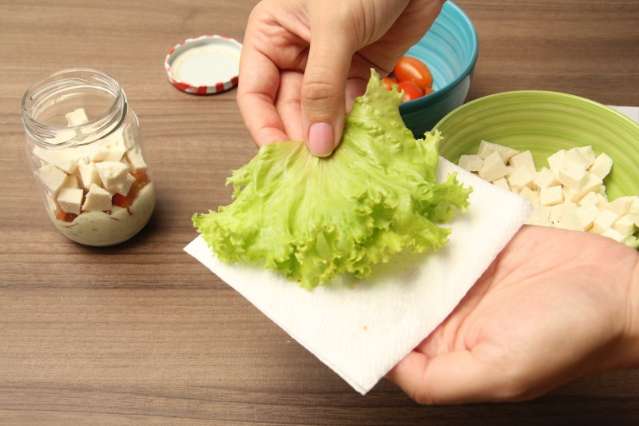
[21, 68, 156, 246]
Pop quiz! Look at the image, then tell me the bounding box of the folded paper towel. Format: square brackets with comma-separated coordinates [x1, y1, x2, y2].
[185, 158, 531, 394]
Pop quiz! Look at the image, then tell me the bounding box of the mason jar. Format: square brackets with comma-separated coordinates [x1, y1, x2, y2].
[21, 69, 156, 246]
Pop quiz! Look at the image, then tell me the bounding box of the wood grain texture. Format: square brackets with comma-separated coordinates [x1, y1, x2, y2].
[1, 0, 638, 424]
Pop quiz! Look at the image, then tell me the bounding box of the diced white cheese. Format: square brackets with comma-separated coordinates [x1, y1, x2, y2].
[37, 164, 68, 194]
[32, 146, 78, 174]
[56, 188, 83, 215]
[510, 151, 536, 173]
[90, 145, 126, 162]
[493, 178, 510, 191]
[613, 215, 636, 237]
[606, 196, 635, 216]
[564, 148, 592, 171]
[540, 186, 564, 206]
[95, 161, 130, 193]
[126, 148, 148, 170]
[547, 150, 566, 174]
[579, 192, 600, 207]
[78, 160, 101, 189]
[532, 168, 557, 190]
[101, 129, 135, 151]
[549, 204, 566, 225]
[65, 108, 89, 127]
[592, 209, 619, 234]
[557, 203, 582, 231]
[478, 141, 519, 162]
[600, 228, 626, 243]
[82, 183, 112, 212]
[590, 153, 613, 179]
[575, 205, 599, 231]
[519, 187, 540, 208]
[573, 146, 596, 169]
[526, 206, 552, 226]
[479, 152, 510, 182]
[62, 173, 80, 189]
[508, 167, 534, 190]
[630, 197, 639, 214]
[114, 173, 136, 196]
[557, 161, 587, 189]
[629, 213, 639, 228]
[565, 174, 603, 203]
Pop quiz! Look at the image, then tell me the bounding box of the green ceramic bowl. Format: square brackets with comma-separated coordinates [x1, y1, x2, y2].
[435, 91, 639, 199]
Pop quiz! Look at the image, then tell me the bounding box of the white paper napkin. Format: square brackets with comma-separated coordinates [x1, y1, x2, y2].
[185, 158, 532, 394]
[609, 105, 639, 123]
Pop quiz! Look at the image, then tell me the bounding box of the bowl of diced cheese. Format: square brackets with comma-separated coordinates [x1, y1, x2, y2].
[434, 90, 639, 247]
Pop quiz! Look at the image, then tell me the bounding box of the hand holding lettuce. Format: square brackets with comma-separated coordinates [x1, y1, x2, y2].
[193, 71, 470, 288]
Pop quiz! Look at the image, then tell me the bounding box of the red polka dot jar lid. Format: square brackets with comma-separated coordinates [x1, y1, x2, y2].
[164, 35, 242, 95]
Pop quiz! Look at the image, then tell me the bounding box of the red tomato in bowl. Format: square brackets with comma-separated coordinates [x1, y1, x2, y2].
[382, 76, 398, 91]
[397, 81, 424, 101]
[394, 56, 433, 90]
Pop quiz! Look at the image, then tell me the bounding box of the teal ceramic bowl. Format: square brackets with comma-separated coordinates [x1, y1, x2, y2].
[400, 0, 478, 138]
[434, 91, 639, 199]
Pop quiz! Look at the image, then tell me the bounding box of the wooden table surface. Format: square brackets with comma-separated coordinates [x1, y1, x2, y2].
[1, 1, 639, 424]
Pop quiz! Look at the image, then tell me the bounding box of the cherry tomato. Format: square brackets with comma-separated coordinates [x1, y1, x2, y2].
[397, 81, 424, 101]
[382, 76, 398, 91]
[112, 170, 151, 208]
[394, 56, 433, 90]
[55, 210, 77, 222]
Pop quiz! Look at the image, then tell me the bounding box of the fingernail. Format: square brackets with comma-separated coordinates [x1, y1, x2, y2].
[308, 122, 334, 157]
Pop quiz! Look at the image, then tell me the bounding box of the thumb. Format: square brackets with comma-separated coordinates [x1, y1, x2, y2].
[302, 12, 355, 157]
[387, 350, 522, 404]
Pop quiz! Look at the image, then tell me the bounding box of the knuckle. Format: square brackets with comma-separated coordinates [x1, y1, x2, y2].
[301, 79, 340, 111]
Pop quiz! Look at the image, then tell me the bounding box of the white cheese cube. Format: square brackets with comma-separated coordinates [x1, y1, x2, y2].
[478, 141, 519, 162]
[95, 161, 130, 193]
[565, 174, 603, 203]
[557, 204, 582, 231]
[579, 192, 600, 207]
[510, 151, 536, 173]
[547, 150, 566, 174]
[519, 187, 540, 208]
[549, 204, 565, 225]
[592, 209, 619, 234]
[126, 148, 148, 170]
[508, 167, 535, 191]
[37, 164, 67, 194]
[459, 154, 483, 172]
[557, 162, 586, 189]
[65, 108, 89, 127]
[82, 183, 112, 212]
[606, 196, 635, 216]
[56, 188, 83, 215]
[102, 129, 134, 151]
[33, 146, 78, 174]
[526, 206, 552, 226]
[113, 173, 136, 196]
[78, 160, 101, 189]
[613, 215, 636, 237]
[90, 145, 126, 162]
[62, 173, 80, 189]
[574, 146, 596, 168]
[564, 148, 592, 171]
[479, 152, 510, 182]
[600, 228, 625, 243]
[630, 197, 639, 214]
[575, 205, 599, 231]
[493, 178, 510, 191]
[629, 213, 639, 228]
[540, 186, 564, 206]
[590, 153, 613, 179]
[532, 168, 557, 190]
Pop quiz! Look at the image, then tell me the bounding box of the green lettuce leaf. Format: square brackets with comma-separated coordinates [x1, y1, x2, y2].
[193, 71, 471, 289]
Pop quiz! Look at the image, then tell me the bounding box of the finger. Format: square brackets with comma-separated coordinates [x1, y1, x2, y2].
[237, 28, 288, 145]
[301, 9, 356, 156]
[388, 349, 506, 405]
[344, 77, 368, 113]
[275, 71, 305, 141]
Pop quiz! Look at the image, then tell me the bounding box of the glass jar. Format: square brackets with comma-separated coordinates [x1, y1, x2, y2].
[21, 69, 156, 247]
